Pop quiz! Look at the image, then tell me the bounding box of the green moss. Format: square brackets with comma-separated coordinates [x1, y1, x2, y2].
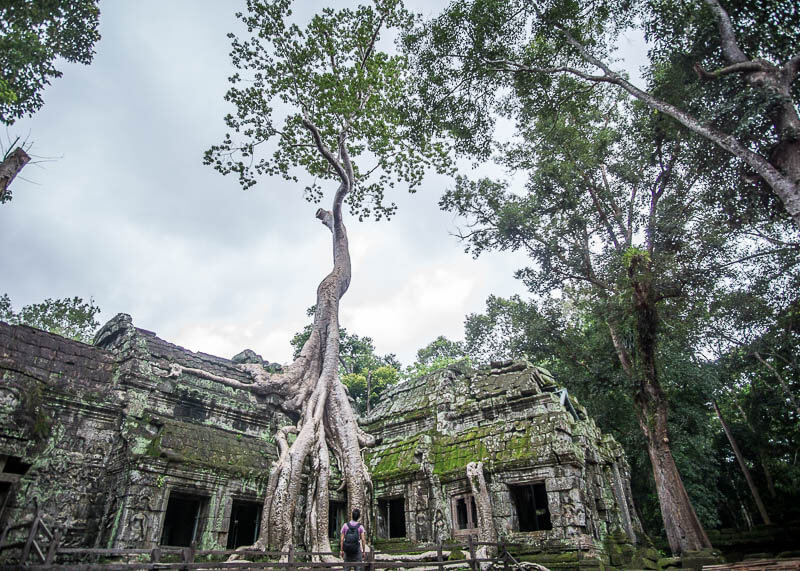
[145, 430, 163, 457]
[448, 548, 464, 560]
[368, 432, 430, 480]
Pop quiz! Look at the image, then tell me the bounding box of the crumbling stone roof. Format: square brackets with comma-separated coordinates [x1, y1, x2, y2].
[362, 359, 622, 483]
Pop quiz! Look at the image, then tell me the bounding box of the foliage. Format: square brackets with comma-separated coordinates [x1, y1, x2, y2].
[404, 0, 800, 224]
[0, 0, 101, 125]
[1, 294, 101, 344]
[642, 0, 800, 222]
[205, 0, 451, 220]
[402, 335, 470, 379]
[341, 365, 399, 414]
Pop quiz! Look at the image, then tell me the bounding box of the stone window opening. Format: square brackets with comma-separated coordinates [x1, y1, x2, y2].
[377, 497, 406, 539]
[226, 499, 262, 549]
[510, 483, 552, 532]
[328, 499, 348, 540]
[0, 455, 31, 528]
[159, 491, 209, 547]
[451, 493, 478, 531]
[1, 455, 32, 475]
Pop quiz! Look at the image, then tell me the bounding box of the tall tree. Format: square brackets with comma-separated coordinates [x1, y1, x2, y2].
[404, 0, 800, 226]
[204, 0, 448, 558]
[437, 80, 794, 552]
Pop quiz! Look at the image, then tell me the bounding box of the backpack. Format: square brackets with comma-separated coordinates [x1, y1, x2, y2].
[343, 522, 360, 555]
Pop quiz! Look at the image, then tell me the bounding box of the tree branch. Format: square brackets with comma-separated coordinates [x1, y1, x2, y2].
[694, 60, 771, 80]
[702, 0, 748, 64]
[301, 117, 348, 183]
[754, 351, 800, 418]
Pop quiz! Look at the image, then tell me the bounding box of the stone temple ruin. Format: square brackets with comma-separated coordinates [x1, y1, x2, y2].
[0, 313, 645, 565]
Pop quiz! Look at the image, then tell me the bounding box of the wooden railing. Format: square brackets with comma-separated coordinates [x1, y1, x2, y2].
[0, 532, 528, 570]
[0, 500, 61, 565]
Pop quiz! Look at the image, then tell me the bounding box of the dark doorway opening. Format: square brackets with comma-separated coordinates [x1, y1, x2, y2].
[510, 483, 551, 531]
[377, 498, 406, 538]
[2, 456, 31, 475]
[160, 492, 207, 546]
[0, 482, 11, 527]
[329, 500, 347, 539]
[226, 500, 262, 549]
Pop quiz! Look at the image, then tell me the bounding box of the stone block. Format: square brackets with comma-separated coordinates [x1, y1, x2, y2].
[679, 549, 725, 570]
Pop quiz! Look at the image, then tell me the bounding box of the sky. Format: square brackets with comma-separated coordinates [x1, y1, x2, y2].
[0, 1, 647, 367]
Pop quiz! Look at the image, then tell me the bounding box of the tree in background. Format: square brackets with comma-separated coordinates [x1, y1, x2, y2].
[0, 294, 100, 344]
[0, 0, 101, 203]
[433, 72, 796, 551]
[204, 0, 449, 557]
[291, 315, 401, 414]
[402, 335, 470, 379]
[0, 0, 100, 125]
[405, 0, 800, 226]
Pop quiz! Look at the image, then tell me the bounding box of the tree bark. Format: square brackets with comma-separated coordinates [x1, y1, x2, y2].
[713, 400, 771, 525]
[466, 461, 496, 559]
[617, 258, 711, 555]
[0, 147, 31, 203]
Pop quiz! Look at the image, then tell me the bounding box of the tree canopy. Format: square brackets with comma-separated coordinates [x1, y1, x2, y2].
[0, 0, 101, 125]
[404, 0, 800, 226]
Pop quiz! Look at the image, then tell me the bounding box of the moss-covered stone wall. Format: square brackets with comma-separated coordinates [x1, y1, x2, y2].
[362, 360, 644, 553]
[0, 315, 289, 552]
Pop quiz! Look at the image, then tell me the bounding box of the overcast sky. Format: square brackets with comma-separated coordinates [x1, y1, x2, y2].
[1, 1, 647, 366]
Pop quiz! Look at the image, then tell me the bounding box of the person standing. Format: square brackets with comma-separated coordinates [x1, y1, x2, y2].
[340, 508, 366, 568]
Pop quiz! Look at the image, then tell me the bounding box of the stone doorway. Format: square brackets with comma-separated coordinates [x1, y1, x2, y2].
[329, 499, 348, 540]
[159, 491, 208, 546]
[377, 498, 406, 539]
[226, 500, 262, 549]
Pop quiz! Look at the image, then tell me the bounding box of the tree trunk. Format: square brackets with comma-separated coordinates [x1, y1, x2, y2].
[466, 461, 496, 557]
[614, 258, 711, 555]
[634, 376, 711, 554]
[713, 400, 771, 525]
[0, 147, 31, 203]
[222, 126, 374, 563]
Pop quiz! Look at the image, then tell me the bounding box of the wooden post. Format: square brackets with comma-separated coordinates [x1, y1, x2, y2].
[21, 516, 39, 563]
[468, 535, 477, 571]
[150, 546, 161, 562]
[437, 540, 444, 571]
[45, 529, 61, 564]
[501, 539, 509, 571]
[182, 540, 196, 566]
[366, 547, 374, 571]
[288, 543, 294, 568]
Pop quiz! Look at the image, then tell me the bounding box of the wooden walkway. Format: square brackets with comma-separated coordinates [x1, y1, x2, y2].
[0, 516, 523, 570]
[704, 559, 800, 570]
